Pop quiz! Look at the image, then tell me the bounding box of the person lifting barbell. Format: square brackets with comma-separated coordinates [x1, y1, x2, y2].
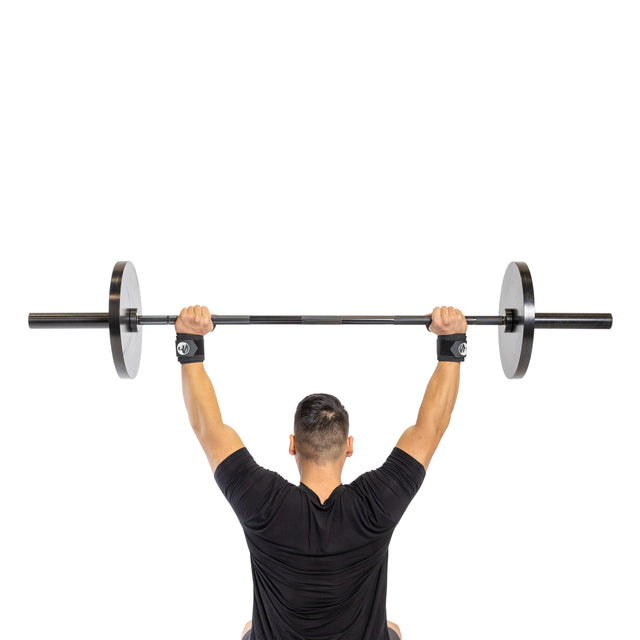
[175, 303, 468, 640]
[26, 261, 613, 636]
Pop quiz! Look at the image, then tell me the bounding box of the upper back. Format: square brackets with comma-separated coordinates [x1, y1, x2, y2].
[215, 447, 425, 639]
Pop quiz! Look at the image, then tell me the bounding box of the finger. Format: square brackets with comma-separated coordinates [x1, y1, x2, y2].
[431, 306, 441, 326]
[201, 306, 212, 328]
[176, 307, 189, 331]
[202, 306, 214, 332]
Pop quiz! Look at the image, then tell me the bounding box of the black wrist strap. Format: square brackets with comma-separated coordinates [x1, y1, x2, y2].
[437, 333, 467, 362]
[176, 333, 205, 364]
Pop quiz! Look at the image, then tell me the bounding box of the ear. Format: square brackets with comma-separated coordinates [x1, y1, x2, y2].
[346, 435, 354, 458]
[289, 434, 296, 456]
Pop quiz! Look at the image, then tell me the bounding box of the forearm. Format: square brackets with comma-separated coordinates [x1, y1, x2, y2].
[415, 361, 461, 434]
[181, 362, 223, 435]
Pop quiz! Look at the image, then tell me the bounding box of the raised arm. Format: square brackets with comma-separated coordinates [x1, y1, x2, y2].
[176, 305, 244, 473]
[396, 306, 467, 470]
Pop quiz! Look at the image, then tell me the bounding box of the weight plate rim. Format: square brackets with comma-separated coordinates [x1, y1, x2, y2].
[109, 261, 142, 379]
[498, 261, 535, 379]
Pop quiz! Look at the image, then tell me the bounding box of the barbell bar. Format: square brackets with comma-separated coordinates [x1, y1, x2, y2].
[27, 260, 613, 379]
[27, 314, 613, 328]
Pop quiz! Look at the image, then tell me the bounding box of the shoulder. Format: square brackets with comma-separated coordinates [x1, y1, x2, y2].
[213, 447, 255, 485]
[349, 448, 426, 501]
[214, 448, 295, 525]
[214, 447, 294, 503]
[214, 448, 290, 490]
[341, 449, 426, 530]
[354, 448, 426, 485]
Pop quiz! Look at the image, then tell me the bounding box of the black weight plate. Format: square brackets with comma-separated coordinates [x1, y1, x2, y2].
[109, 261, 142, 379]
[498, 262, 535, 379]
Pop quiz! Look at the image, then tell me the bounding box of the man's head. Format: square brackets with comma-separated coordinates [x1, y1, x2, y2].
[290, 393, 352, 465]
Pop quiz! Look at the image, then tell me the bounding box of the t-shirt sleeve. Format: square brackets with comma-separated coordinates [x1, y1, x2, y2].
[214, 448, 292, 528]
[350, 447, 426, 530]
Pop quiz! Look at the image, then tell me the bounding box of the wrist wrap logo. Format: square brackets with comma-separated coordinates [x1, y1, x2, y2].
[177, 341, 192, 356]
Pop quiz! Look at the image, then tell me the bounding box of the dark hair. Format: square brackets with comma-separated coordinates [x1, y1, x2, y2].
[294, 393, 349, 462]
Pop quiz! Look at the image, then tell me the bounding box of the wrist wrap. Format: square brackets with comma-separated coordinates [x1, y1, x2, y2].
[437, 333, 467, 362]
[176, 333, 205, 364]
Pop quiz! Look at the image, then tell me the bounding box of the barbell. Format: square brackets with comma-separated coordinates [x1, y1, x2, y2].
[28, 260, 613, 379]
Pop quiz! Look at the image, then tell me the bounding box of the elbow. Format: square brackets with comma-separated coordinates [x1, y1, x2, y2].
[186, 407, 201, 431]
[433, 416, 451, 439]
[187, 409, 211, 440]
[188, 410, 224, 440]
[418, 408, 452, 437]
[189, 418, 205, 442]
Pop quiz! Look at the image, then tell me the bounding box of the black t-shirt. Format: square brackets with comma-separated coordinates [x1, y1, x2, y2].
[215, 447, 426, 640]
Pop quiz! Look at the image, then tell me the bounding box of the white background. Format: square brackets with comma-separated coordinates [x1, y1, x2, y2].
[1, 2, 638, 639]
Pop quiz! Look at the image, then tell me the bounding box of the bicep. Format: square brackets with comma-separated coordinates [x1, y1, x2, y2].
[197, 423, 245, 473]
[395, 424, 444, 470]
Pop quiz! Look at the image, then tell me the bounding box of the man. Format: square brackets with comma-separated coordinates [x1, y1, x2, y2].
[175, 305, 467, 640]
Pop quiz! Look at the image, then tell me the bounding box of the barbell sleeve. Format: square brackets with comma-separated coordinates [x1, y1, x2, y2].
[28, 313, 110, 329]
[533, 313, 613, 329]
